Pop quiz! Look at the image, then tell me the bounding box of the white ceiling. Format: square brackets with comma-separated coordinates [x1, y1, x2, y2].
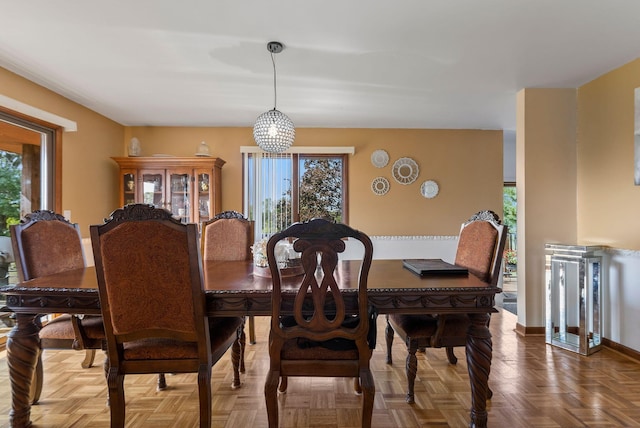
[2, 0, 640, 131]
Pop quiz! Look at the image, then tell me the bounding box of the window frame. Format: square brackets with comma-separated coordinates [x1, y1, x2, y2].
[241, 146, 353, 240]
[0, 107, 63, 212]
[293, 153, 349, 224]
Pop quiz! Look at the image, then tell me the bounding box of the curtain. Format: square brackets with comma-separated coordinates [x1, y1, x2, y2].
[243, 151, 293, 242]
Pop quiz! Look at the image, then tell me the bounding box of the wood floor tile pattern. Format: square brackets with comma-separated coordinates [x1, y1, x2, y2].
[1, 309, 640, 427]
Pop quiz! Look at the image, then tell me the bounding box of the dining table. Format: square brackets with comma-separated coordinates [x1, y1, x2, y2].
[1, 259, 500, 428]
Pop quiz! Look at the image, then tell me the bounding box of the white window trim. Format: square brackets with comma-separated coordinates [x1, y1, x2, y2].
[0, 95, 77, 132]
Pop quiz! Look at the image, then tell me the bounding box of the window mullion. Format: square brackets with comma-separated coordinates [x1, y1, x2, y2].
[292, 154, 300, 223]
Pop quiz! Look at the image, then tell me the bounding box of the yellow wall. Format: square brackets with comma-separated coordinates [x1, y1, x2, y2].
[517, 88, 577, 327]
[577, 58, 640, 249]
[125, 127, 504, 236]
[0, 68, 123, 235]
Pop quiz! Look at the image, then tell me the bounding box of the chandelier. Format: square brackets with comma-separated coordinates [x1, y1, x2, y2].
[253, 41, 295, 153]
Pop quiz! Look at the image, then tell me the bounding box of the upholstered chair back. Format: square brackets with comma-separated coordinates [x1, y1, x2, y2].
[11, 210, 85, 282]
[202, 211, 252, 261]
[454, 210, 507, 286]
[99, 222, 197, 337]
[91, 205, 202, 343]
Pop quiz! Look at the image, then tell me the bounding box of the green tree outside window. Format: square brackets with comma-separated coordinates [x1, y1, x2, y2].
[0, 151, 21, 236]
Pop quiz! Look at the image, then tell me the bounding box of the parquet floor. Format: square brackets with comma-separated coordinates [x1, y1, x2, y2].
[1, 309, 640, 427]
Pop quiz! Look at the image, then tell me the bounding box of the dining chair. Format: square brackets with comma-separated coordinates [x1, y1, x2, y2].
[385, 210, 507, 403]
[90, 203, 243, 428]
[10, 210, 105, 404]
[202, 210, 254, 352]
[264, 218, 376, 428]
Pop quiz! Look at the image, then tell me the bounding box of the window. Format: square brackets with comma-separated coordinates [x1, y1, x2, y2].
[0, 110, 61, 346]
[298, 155, 345, 223]
[242, 147, 353, 241]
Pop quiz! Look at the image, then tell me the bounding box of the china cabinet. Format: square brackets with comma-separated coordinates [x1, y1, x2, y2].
[112, 157, 225, 225]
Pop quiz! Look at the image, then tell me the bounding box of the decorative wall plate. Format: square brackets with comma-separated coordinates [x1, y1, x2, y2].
[371, 177, 390, 195]
[371, 150, 389, 168]
[420, 180, 439, 198]
[392, 157, 419, 185]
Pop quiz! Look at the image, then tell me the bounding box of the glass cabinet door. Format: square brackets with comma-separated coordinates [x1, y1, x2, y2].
[169, 171, 191, 223]
[196, 171, 211, 223]
[141, 171, 164, 208]
[114, 158, 223, 226]
[122, 171, 136, 205]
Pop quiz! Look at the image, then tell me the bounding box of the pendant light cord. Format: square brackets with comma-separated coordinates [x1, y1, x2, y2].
[271, 51, 278, 110]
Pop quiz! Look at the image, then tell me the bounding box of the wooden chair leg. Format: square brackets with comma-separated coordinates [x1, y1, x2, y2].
[103, 351, 110, 407]
[353, 377, 362, 394]
[248, 315, 256, 345]
[81, 349, 97, 369]
[157, 373, 167, 391]
[360, 369, 375, 428]
[265, 370, 280, 428]
[197, 365, 212, 428]
[30, 354, 44, 405]
[446, 346, 458, 364]
[107, 369, 125, 428]
[278, 376, 288, 393]
[385, 316, 394, 364]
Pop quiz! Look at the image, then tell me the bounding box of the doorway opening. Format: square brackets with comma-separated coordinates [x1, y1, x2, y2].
[502, 183, 517, 315]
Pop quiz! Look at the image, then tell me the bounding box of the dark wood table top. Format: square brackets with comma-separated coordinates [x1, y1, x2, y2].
[203, 259, 494, 291]
[1, 259, 500, 316]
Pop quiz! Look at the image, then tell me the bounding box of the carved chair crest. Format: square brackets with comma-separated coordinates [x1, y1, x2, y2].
[20, 210, 70, 225]
[213, 210, 247, 221]
[464, 210, 502, 227]
[105, 203, 180, 224]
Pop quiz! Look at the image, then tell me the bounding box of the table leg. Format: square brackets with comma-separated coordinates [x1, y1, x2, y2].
[465, 312, 492, 428]
[6, 313, 40, 428]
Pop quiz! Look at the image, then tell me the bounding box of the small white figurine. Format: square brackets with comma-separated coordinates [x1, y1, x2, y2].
[196, 141, 210, 156]
[128, 137, 141, 156]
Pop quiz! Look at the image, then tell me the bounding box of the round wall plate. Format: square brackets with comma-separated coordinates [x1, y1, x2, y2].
[420, 180, 439, 198]
[371, 177, 390, 195]
[392, 157, 419, 185]
[371, 150, 389, 168]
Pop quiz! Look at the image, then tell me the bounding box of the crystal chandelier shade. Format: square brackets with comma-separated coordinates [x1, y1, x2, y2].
[253, 109, 295, 153]
[253, 41, 295, 153]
